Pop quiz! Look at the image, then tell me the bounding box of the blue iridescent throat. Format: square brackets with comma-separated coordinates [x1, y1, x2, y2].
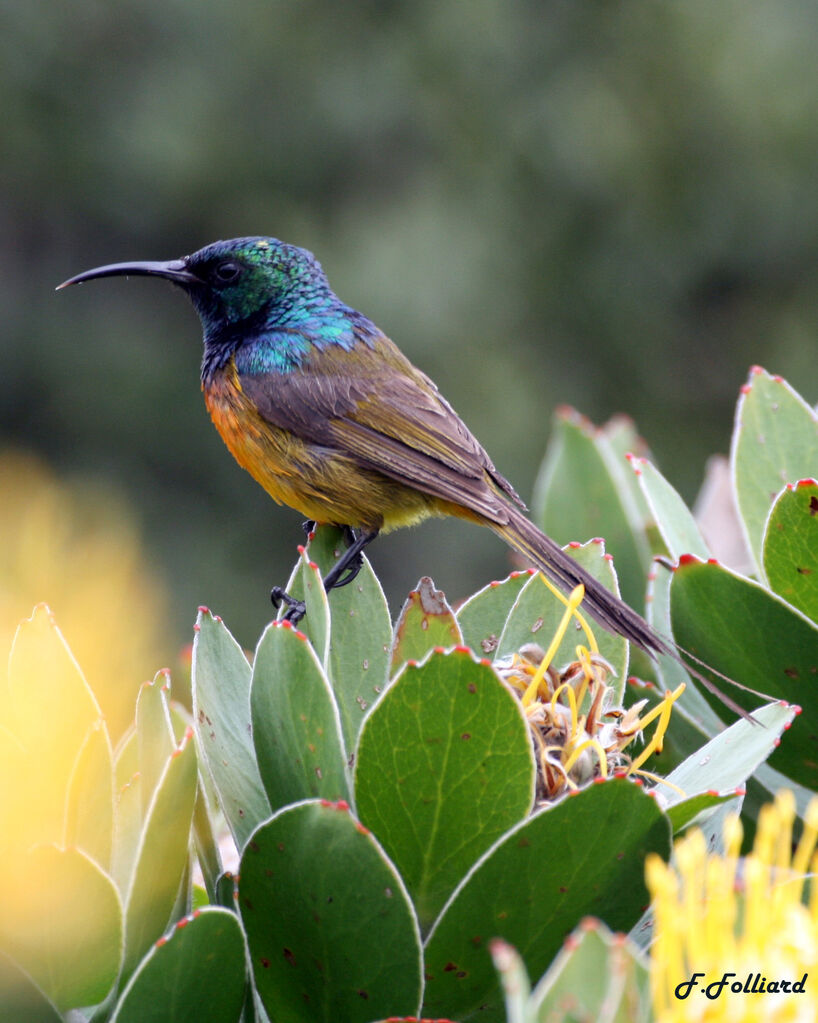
[202, 298, 379, 380]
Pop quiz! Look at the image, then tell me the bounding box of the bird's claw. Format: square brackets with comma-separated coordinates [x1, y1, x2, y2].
[270, 525, 376, 626]
[270, 586, 307, 625]
[328, 550, 365, 589]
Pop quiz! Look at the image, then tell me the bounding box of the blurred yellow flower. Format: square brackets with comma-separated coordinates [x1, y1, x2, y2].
[0, 448, 170, 738]
[647, 790, 818, 1022]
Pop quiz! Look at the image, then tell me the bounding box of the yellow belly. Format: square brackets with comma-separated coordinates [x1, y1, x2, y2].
[202, 361, 437, 532]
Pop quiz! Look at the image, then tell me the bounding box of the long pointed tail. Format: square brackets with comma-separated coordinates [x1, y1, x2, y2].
[493, 506, 673, 657]
[492, 504, 758, 719]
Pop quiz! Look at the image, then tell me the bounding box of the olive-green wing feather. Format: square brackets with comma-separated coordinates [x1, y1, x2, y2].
[239, 332, 523, 524]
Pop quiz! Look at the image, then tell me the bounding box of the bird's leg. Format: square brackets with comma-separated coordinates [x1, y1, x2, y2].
[269, 522, 318, 621]
[270, 527, 378, 625]
[270, 525, 313, 622]
[323, 528, 379, 592]
[270, 586, 306, 623]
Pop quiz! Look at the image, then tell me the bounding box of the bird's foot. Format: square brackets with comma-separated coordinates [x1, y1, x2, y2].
[326, 526, 364, 589]
[328, 551, 365, 589]
[301, 519, 317, 540]
[270, 586, 306, 625]
[270, 527, 378, 625]
[322, 528, 379, 593]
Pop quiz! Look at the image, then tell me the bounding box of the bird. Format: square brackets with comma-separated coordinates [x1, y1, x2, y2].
[59, 236, 751, 716]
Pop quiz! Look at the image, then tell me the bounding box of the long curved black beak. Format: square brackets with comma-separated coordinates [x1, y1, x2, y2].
[57, 259, 201, 290]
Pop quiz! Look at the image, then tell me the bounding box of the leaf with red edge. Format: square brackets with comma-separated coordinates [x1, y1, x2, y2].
[763, 479, 818, 623]
[456, 569, 533, 659]
[239, 800, 422, 1023]
[355, 650, 534, 929]
[390, 577, 462, 676]
[251, 620, 349, 813]
[533, 408, 652, 610]
[191, 608, 270, 850]
[670, 556, 818, 789]
[122, 730, 197, 978]
[422, 778, 670, 1023]
[731, 367, 818, 574]
[0, 845, 122, 1011]
[111, 908, 246, 1023]
[299, 525, 392, 751]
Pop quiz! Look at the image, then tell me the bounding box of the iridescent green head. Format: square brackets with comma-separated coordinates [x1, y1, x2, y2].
[61, 236, 329, 323]
[59, 236, 359, 378]
[182, 236, 333, 330]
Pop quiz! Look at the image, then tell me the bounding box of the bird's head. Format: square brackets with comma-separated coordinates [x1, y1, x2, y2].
[60, 235, 332, 334]
[59, 236, 370, 378]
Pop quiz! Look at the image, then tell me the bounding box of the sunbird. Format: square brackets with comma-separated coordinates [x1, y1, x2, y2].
[59, 236, 748, 714]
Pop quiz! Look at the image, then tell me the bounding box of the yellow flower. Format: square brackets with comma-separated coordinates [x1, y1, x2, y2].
[495, 576, 683, 803]
[647, 790, 818, 1022]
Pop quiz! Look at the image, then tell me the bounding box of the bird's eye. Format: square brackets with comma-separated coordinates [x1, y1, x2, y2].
[213, 261, 242, 284]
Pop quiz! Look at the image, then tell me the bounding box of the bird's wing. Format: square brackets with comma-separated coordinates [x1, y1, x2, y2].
[238, 333, 524, 523]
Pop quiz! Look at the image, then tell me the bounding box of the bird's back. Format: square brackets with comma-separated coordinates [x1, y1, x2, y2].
[204, 324, 523, 532]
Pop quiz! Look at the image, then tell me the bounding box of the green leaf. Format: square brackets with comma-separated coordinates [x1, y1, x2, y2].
[496, 542, 628, 702]
[112, 768, 142, 896]
[251, 620, 349, 812]
[305, 526, 393, 751]
[532, 409, 651, 610]
[6, 604, 101, 750]
[64, 718, 114, 871]
[0, 951, 62, 1023]
[488, 940, 531, 1023]
[191, 884, 209, 911]
[390, 577, 463, 675]
[192, 784, 222, 906]
[730, 367, 818, 574]
[755, 759, 817, 822]
[631, 457, 709, 561]
[644, 560, 704, 715]
[422, 778, 670, 1023]
[665, 791, 738, 834]
[355, 650, 534, 928]
[638, 562, 731, 778]
[136, 670, 175, 816]
[215, 871, 238, 910]
[456, 569, 534, 658]
[604, 415, 652, 509]
[642, 560, 771, 818]
[239, 800, 423, 1023]
[664, 700, 797, 799]
[111, 908, 246, 1023]
[115, 726, 138, 790]
[192, 608, 270, 849]
[278, 537, 331, 667]
[529, 918, 651, 1023]
[123, 730, 198, 978]
[0, 845, 122, 1011]
[325, 536, 392, 752]
[169, 699, 194, 743]
[763, 478, 818, 622]
[5, 605, 103, 849]
[670, 558, 818, 788]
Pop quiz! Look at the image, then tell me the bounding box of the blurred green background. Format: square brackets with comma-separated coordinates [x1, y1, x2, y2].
[3, 0, 818, 665]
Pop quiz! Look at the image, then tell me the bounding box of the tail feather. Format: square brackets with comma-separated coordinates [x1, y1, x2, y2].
[493, 505, 761, 720]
